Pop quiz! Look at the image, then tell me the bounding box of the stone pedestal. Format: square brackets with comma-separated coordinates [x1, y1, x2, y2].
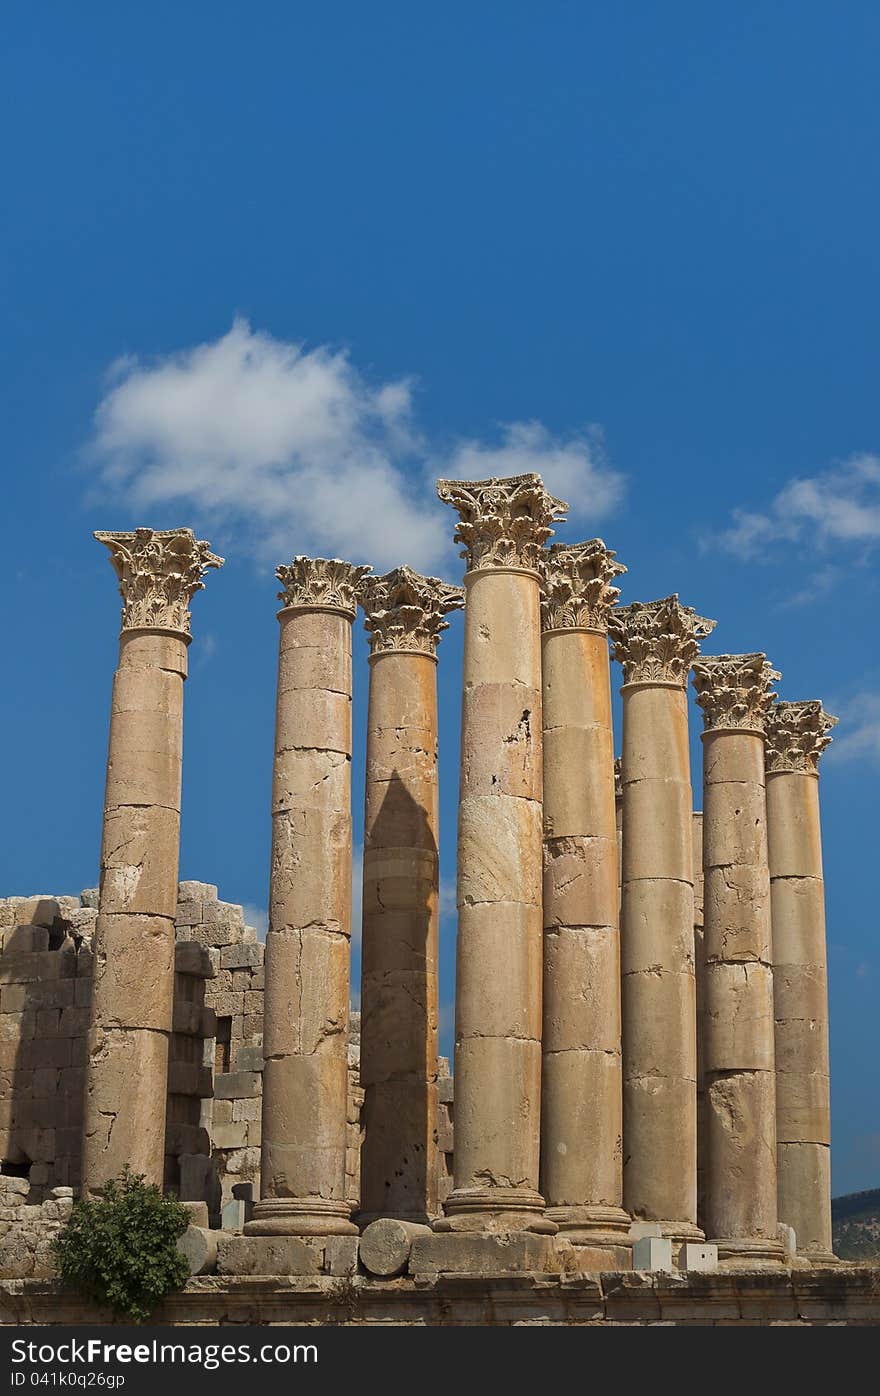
[82, 528, 222, 1195]
[247, 558, 369, 1238]
[765, 700, 838, 1264]
[357, 567, 463, 1225]
[539, 540, 630, 1259]
[608, 595, 715, 1245]
[435, 473, 566, 1235]
[693, 653, 785, 1268]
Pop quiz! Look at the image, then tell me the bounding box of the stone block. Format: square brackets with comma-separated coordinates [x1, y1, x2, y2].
[178, 1153, 215, 1203]
[216, 1234, 321, 1276]
[80, 889, 100, 908]
[438, 1076, 454, 1105]
[178, 882, 218, 903]
[0, 983, 28, 1013]
[231, 1096, 261, 1123]
[220, 943, 263, 970]
[680, 1243, 719, 1273]
[174, 942, 216, 978]
[409, 1232, 561, 1276]
[324, 1236, 359, 1275]
[633, 1236, 675, 1272]
[214, 1071, 261, 1100]
[181, 1201, 209, 1227]
[221, 1197, 251, 1232]
[3, 926, 50, 954]
[212, 1122, 249, 1150]
[234, 1045, 264, 1072]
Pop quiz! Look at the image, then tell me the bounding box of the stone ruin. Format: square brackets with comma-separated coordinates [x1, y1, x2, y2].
[1, 484, 876, 1325]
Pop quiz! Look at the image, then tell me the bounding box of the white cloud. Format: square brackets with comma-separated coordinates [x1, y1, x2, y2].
[827, 690, 880, 766]
[240, 903, 268, 941]
[86, 320, 624, 573]
[715, 453, 880, 558]
[443, 421, 625, 520]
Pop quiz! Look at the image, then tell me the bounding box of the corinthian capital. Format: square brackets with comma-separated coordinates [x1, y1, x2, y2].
[764, 700, 838, 774]
[436, 473, 567, 573]
[692, 653, 781, 733]
[540, 539, 626, 633]
[276, 557, 372, 617]
[608, 595, 716, 686]
[359, 565, 464, 656]
[95, 527, 223, 637]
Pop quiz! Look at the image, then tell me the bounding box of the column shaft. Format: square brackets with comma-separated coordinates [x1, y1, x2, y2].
[249, 557, 368, 1237]
[620, 682, 701, 1237]
[436, 472, 565, 1235]
[82, 527, 221, 1196]
[539, 540, 629, 1255]
[609, 594, 715, 1247]
[357, 568, 462, 1226]
[694, 652, 784, 1266]
[766, 700, 837, 1261]
[83, 631, 186, 1191]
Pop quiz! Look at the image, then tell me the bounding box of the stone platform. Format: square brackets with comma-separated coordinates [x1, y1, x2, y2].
[1, 1268, 878, 1326]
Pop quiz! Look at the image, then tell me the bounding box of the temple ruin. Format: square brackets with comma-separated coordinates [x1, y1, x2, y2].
[1, 479, 874, 1324]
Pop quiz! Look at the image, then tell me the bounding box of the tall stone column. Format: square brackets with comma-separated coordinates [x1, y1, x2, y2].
[435, 473, 566, 1235]
[765, 700, 838, 1262]
[357, 567, 463, 1225]
[608, 595, 715, 1244]
[539, 540, 631, 1259]
[692, 652, 785, 1266]
[82, 527, 223, 1195]
[248, 557, 370, 1237]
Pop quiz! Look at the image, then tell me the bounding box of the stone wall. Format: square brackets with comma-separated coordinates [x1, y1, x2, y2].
[1, 881, 447, 1222]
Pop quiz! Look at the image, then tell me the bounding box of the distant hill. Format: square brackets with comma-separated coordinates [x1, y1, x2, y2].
[832, 1189, 880, 1261]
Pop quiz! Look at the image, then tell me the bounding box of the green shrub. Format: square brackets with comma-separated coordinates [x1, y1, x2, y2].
[52, 1169, 190, 1321]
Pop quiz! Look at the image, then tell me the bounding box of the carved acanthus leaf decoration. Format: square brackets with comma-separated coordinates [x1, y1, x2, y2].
[692, 653, 781, 733]
[95, 527, 223, 636]
[359, 566, 464, 656]
[540, 539, 626, 633]
[276, 557, 372, 617]
[764, 700, 838, 774]
[614, 756, 623, 801]
[608, 595, 716, 686]
[436, 473, 568, 573]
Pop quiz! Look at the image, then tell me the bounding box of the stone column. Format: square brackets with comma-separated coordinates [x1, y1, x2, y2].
[608, 595, 715, 1244]
[357, 567, 463, 1225]
[539, 540, 631, 1260]
[435, 473, 566, 1235]
[765, 700, 838, 1262]
[247, 557, 370, 1237]
[82, 528, 222, 1195]
[692, 652, 785, 1267]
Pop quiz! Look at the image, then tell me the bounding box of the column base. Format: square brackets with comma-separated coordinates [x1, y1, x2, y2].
[712, 1235, 788, 1269]
[799, 1247, 840, 1267]
[244, 1198, 357, 1237]
[546, 1205, 632, 1265]
[630, 1219, 705, 1246]
[435, 1186, 558, 1235]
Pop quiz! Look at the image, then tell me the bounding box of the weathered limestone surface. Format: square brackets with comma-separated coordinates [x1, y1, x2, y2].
[435, 473, 565, 1235]
[765, 700, 838, 1262]
[539, 540, 630, 1258]
[357, 567, 462, 1225]
[82, 528, 222, 1194]
[247, 558, 369, 1239]
[693, 652, 785, 1267]
[609, 595, 715, 1243]
[3, 1268, 879, 1326]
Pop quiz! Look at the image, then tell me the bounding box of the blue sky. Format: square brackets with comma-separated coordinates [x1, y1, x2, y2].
[1, 2, 877, 1195]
